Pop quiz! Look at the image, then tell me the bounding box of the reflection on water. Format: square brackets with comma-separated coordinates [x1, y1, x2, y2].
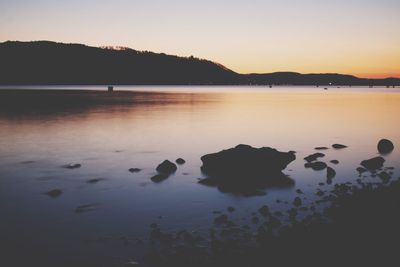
[0, 87, 399, 266]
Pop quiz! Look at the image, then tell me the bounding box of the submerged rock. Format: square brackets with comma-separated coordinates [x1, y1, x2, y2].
[377, 139, 394, 154]
[176, 158, 186, 165]
[63, 163, 81, 169]
[151, 174, 169, 183]
[305, 161, 327, 171]
[330, 160, 339, 165]
[199, 144, 295, 194]
[315, 147, 329, 150]
[360, 157, 385, 171]
[156, 160, 177, 175]
[75, 204, 98, 214]
[87, 178, 105, 184]
[129, 168, 142, 173]
[45, 189, 62, 198]
[304, 153, 325, 163]
[332, 144, 347, 149]
[327, 167, 336, 179]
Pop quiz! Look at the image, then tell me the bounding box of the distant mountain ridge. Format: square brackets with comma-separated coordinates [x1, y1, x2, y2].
[0, 41, 399, 86]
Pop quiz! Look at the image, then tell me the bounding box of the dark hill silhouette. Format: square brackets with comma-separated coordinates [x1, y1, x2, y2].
[0, 41, 399, 86]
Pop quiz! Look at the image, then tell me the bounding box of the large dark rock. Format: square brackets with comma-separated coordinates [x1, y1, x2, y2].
[377, 139, 394, 154]
[198, 144, 295, 195]
[360, 157, 385, 171]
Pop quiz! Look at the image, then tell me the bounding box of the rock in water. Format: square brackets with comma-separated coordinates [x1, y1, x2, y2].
[377, 139, 394, 154]
[199, 144, 295, 194]
[332, 144, 347, 149]
[63, 163, 81, 169]
[129, 168, 142, 173]
[45, 189, 62, 198]
[304, 153, 325, 163]
[176, 158, 186, 165]
[315, 147, 329, 150]
[305, 161, 327, 171]
[151, 174, 169, 183]
[327, 167, 336, 179]
[156, 160, 177, 175]
[360, 157, 385, 171]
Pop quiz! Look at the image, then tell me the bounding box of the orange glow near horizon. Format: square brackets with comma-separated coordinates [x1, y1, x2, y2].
[0, 0, 399, 78]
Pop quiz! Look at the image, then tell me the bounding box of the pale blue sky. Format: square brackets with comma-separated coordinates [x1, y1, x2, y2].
[1, 0, 399, 76]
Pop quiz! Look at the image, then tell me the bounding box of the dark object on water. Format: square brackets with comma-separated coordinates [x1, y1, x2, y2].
[315, 147, 329, 150]
[377, 139, 394, 154]
[151, 160, 177, 183]
[87, 178, 104, 184]
[360, 157, 385, 171]
[199, 144, 295, 195]
[332, 144, 347, 149]
[304, 153, 325, 163]
[108, 86, 114, 92]
[63, 163, 81, 169]
[129, 168, 142, 173]
[330, 160, 339, 164]
[305, 161, 327, 171]
[176, 158, 186, 165]
[45, 189, 62, 198]
[327, 167, 336, 179]
[156, 160, 177, 175]
[151, 174, 169, 183]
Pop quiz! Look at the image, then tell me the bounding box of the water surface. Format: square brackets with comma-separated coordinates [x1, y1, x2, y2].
[0, 86, 399, 266]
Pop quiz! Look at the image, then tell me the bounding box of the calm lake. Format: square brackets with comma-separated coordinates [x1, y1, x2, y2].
[0, 86, 399, 266]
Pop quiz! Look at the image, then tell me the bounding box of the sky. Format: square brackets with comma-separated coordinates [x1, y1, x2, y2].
[1, 0, 399, 78]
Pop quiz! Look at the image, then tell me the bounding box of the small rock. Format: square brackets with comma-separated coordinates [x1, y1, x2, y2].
[156, 160, 177, 175]
[327, 167, 336, 179]
[129, 168, 142, 173]
[151, 174, 168, 183]
[75, 204, 98, 214]
[45, 189, 62, 198]
[63, 163, 81, 169]
[332, 144, 347, 149]
[87, 178, 104, 184]
[296, 189, 304, 194]
[176, 158, 186, 165]
[304, 153, 325, 163]
[377, 139, 394, 154]
[315, 147, 329, 150]
[305, 161, 327, 171]
[330, 160, 339, 164]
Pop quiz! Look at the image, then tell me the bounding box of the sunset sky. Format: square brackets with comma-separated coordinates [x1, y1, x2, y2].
[1, 0, 399, 78]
